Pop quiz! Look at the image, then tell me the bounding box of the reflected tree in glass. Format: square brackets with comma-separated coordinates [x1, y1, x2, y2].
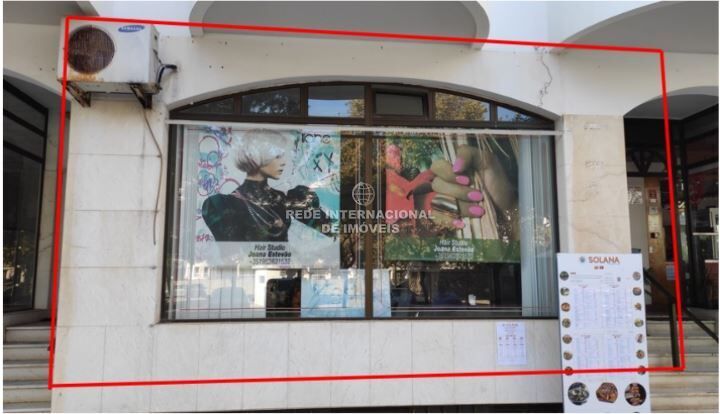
[435, 93, 489, 121]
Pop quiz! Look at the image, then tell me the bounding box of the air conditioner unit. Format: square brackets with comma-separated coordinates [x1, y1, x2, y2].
[57, 20, 161, 107]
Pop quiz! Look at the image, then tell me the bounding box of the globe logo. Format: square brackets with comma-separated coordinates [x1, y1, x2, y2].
[352, 182, 375, 206]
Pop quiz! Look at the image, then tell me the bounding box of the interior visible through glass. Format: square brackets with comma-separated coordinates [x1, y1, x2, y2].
[3, 148, 42, 311]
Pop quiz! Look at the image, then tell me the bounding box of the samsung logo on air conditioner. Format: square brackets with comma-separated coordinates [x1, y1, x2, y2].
[118, 24, 145, 33]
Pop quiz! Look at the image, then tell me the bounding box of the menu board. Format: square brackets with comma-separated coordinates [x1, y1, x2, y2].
[557, 253, 651, 413]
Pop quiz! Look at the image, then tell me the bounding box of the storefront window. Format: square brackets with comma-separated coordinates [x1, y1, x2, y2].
[165, 83, 557, 320]
[370, 132, 556, 317]
[165, 126, 556, 319]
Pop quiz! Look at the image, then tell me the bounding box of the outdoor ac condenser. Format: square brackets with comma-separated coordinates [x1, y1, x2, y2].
[57, 20, 161, 107]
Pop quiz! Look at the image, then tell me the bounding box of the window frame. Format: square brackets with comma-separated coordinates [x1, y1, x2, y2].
[170, 82, 554, 129]
[162, 82, 558, 322]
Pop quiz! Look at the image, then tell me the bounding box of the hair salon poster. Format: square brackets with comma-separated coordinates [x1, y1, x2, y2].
[557, 253, 651, 413]
[382, 135, 520, 263]
[189, 126, 341, 269]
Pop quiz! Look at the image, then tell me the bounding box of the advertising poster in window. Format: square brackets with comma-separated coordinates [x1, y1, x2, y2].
[381, 134, 520, 263]
[188, 126, 341, 269]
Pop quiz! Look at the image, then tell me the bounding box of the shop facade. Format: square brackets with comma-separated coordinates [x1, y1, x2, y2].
[3, 1, 718, 412]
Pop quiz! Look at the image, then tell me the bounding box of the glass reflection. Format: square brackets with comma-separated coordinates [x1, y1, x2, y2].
[435, 93, 490, 121]
[242, 88, 301, 116]
[309, 85, 364, 118]
[497, 106, 536, 123]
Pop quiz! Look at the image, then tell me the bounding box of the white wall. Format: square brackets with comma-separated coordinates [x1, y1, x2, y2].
[157, 32, 717, 118]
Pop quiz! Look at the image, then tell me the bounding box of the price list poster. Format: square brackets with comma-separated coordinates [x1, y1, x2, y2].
[557, 253, 651, 413]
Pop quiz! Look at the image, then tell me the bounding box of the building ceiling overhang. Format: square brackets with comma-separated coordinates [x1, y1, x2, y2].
[189, 1, 490, 48]
[563, 1, 718, 54]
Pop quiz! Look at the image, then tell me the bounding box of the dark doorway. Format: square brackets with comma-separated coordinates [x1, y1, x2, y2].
[3, 80, 48, 312]
[625, 104, 718, 310]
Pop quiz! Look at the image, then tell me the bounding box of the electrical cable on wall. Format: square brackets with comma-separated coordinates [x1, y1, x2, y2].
[142, 110, 163, 245]
[142, 62, 178, 245]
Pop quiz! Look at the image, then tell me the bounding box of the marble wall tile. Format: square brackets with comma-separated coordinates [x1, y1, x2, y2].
[557, 115, 626, 168]
[556, 115, 632, 254]
[559, 162, 631, 218]
[150, 324, 200, 412]
[196, 324, 245, 411]
[242, 323, 289, 410]
[330, 322, 371, 407]
[562, 214, 632, 253]
[288, 322, 332, 408]
[63, 210, 157, 268]
[103, 326, 153, 384]
[52, 388, 102, 413]
[68, 101, 151, 156]
[149, 385, 197, 413]
[101, 387, 151, 413]
[452, 321, 496, 404]
[57, 267, 158, 327]
[533, 321, 563, 403]
[65, 154, 161, 211]
[53, 327, 105, 383]
[370, 322, 413, 407]
[412, 321, 454, 406]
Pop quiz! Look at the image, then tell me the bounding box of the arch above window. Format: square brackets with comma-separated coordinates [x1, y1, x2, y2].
[170, 82, 554, 129]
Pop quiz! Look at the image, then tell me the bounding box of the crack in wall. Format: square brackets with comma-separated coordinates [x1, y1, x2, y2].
[534, 47, 553, 107]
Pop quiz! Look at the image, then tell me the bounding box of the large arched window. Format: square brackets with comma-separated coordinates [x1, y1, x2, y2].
[163, 83, 557, 321]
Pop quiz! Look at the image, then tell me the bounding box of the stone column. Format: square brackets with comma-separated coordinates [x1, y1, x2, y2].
[556, 115, 631, 253]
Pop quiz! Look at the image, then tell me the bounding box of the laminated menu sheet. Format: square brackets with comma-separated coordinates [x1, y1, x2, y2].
[557, 253, 651, 413]
[496, 321, 527, 366]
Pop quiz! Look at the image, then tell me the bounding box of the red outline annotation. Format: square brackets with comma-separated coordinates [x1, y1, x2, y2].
[48, 15, 685, 390]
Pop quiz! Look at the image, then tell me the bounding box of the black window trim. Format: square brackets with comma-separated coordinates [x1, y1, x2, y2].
[170, 82, 554, 130]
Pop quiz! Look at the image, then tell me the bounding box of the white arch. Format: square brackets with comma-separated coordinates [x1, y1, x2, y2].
[187, 1, 491, 49]
[551, 1, 665, 45]
[3, 69, 67, 101]
[625, 86, 719, 119]
[188, 0, 212, 37]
